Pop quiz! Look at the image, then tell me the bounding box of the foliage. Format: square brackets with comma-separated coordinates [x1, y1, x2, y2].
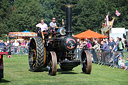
[0, 0, 128, 36]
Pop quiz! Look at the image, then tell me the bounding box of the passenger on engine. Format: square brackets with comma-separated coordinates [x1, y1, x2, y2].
[49, 17, 58, 32]
[36, 18, 48, 32]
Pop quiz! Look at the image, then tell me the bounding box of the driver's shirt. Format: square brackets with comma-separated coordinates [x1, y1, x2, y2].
[36, 23, 48, 31]
[50, 22, 57, 29]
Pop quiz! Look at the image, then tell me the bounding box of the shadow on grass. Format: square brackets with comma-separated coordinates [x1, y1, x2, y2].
[57, 69, 78, 74]
[28, 68, 78, 74]
[28, 68, 48, 72]
[0, 79, 10, 83]
[80, 72, 91, 75]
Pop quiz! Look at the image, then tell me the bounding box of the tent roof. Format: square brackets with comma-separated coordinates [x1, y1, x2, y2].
[8, 32, 37, 37]
[23, 30, 29, 32]
[74, 29, 107, 39]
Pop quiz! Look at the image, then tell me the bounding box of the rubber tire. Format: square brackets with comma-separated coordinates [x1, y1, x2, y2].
[28, 37, 45, 72]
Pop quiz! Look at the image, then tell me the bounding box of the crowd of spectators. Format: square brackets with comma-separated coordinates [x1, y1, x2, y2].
[75, 37, 128, 70]
[0, 39, 30, 55]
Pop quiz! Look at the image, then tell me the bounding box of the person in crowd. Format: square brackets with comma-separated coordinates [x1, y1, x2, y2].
[118, 57, 125, 69]
[36, 18, 48, 32]
[124, 57, 128, 70]
[79, 40, 84, 49]
[75, 39, 81, 59]
[117, 38, 125, 57]
[100, 40, 110, 65]
[17, 40, 22, 54]
[109, 37, 116, 51]
[109, 37, 116, 60]
[49, 17, 57, 32]
[21, 40, 26, 54]
[6, 40, 11, 52]
[82, 40, 88, 50]
[118, 38, 125, 51]
[118, 57, 122, 68]
[100, 41, 110, 51]
[76, 39, 80, 48]
[9, 40, 15, 53]
[13, 40, 19, 54]
[91, 38, 96, 47]
[92, 40, 100, 63]
[25, 40, 30, 54]
[125, 57, 128, 65]
[104, 38, 109, 44]
[87, 39, 92, 50]
[0, 40, 6, 52]
[121, 59, 125, 69]
[123, 38, 128, 51]
[116, 37, 120, 47]
[4, 41, 8, 46]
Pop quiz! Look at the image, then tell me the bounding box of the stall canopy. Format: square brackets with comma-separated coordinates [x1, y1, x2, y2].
[9, 30, 37, 37]
[74, 29, 107, 39]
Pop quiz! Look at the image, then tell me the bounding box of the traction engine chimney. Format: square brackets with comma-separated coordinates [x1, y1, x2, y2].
[66, 5, 72, 36]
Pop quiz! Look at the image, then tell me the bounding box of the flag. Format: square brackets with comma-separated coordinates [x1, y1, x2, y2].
[105, 14, 109, 26]
[115, 10, 120, 16]
[109, 17, 115, 27]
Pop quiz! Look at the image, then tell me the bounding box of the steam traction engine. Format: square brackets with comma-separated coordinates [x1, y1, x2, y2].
[28, 5, 92, 75]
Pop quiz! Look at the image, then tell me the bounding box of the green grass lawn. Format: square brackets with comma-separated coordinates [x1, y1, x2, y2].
[0, 54, 128, 85]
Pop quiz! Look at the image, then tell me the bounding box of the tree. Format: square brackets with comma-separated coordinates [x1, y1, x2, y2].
[0, 0, 12, 36]
[40, 0, 55, 25]
[1, 0, 128, 38]
[2, 0, 45, 33]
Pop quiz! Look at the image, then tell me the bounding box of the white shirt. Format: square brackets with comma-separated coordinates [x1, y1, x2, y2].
[36, 23, 48, 31]
[13, 42, 19, 46]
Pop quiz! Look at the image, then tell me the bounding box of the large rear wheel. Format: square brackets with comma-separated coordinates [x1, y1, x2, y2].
[81, 50, 92, 74]
[28, 37, 47, 71]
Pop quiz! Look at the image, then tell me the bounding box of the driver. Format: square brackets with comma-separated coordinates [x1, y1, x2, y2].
[36, 18, 48, 32]
[49, 17, 57, 31]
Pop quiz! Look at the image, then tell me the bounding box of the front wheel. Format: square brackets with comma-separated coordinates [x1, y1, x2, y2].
[81, 50, 92, 74]
[48, 51, 57, 76]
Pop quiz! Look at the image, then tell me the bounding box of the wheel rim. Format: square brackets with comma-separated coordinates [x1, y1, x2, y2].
[29, 42, 37, 71]
[43, 47, 47, 66]
[81, 50, 92, 74]
[48, 51, 57, 76]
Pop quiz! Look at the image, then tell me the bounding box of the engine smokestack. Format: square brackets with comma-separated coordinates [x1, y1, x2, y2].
[66, 5, 72, 36]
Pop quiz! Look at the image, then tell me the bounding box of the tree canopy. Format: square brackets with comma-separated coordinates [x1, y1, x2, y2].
[0, 0, 128, 37]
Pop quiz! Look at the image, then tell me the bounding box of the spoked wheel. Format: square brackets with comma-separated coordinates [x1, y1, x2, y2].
[81, 50, 92, 74]
[48, 51, 57, 76]
[28, 37, 47, 71]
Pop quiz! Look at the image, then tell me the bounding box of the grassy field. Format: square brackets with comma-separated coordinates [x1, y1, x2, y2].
[0, 54, 128, 85]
